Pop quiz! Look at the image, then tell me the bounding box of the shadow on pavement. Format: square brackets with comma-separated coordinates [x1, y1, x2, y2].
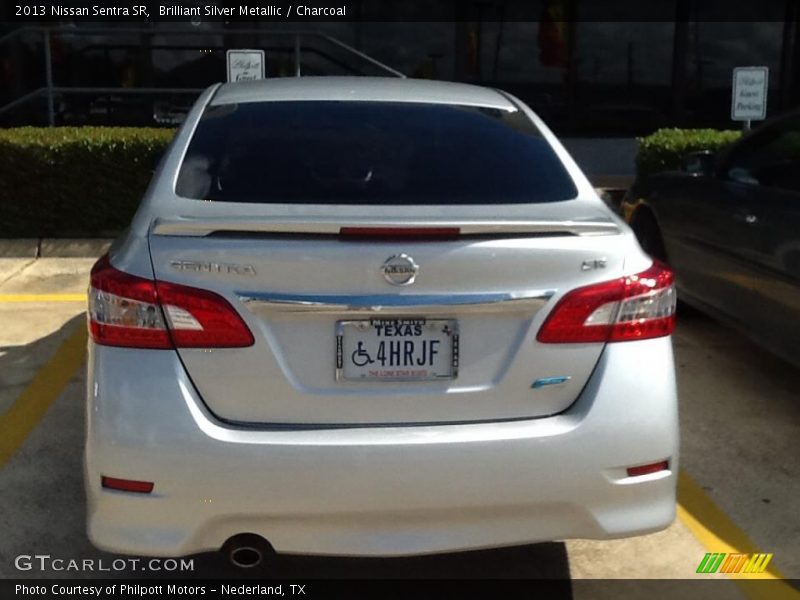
[673, 305, 800, 581]
[179, 541, 573, 580]
[0, 312, 85, 417]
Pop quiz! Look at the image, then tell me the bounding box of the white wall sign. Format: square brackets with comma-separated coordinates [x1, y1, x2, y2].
[226, 49, 266, 83]
[731, 66, 768, 121]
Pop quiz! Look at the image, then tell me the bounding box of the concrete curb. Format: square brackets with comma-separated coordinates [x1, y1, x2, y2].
[0, 239, 113, 258]
[0, 239, 39, 258]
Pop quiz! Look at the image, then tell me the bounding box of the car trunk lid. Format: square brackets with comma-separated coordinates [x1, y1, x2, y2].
[148, 216, 626, 426]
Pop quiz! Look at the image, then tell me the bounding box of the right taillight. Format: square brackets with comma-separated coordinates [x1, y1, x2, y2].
[537, 261, 676, 344]
[88, 255, 254, 349]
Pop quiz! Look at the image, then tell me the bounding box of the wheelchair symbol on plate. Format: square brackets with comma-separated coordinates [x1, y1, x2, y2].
[351, 342, 374, 367]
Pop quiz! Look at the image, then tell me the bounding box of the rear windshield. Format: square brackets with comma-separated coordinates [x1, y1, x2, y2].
[175, 100, 578, 204]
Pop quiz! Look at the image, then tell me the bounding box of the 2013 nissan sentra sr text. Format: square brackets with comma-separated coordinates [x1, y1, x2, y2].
[84, 77, 679, 565]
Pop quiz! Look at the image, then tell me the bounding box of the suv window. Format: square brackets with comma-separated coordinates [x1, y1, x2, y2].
[175, 101, 578, 204]
[725, 118, 800, 193]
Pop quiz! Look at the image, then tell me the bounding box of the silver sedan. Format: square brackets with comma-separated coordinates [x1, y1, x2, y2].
[85, 77, 678, 568]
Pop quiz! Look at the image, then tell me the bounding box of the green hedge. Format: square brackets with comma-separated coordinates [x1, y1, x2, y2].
[0, 126, 747, 237]
[636, 128, 742, 178]
[0, 127, 175, 238]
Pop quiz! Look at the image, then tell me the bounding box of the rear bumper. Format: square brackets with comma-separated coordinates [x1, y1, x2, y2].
[85, 337, 679, 557]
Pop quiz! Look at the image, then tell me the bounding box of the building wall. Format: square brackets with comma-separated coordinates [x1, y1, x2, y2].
[0, 11, 795, 132]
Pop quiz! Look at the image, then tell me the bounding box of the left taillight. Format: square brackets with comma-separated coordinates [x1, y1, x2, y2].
[88, 255, 254, 349]
[88, 255, 171, 348]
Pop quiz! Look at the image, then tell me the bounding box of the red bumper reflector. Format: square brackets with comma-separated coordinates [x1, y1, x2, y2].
[101, 476, 154, 494]
[626, 461, 670, 477]
[339, 227, 460, 239]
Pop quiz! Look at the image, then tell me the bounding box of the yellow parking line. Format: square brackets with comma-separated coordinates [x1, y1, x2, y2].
[0, 325, 87, 469]
[0, 293, 86, 302]
[678, 470, 799, 599]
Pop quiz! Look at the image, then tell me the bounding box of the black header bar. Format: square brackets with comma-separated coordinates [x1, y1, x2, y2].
[2, 0, 793, 24]
[3, 579, 800, 600]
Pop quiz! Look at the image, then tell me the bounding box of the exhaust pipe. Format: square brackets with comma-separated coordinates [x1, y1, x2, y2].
[230, 545, 263, 569]
[223, 534, 273, 569]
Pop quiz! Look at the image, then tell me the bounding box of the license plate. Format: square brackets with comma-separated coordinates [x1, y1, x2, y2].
[336, 318, 459, 381]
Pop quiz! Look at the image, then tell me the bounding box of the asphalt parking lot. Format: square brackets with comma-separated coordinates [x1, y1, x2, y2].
[0, 257, 797, 596]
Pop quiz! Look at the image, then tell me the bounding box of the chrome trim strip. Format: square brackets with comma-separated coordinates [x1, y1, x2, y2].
[238, 291, 555, 315]
[152, 218, 619, 237]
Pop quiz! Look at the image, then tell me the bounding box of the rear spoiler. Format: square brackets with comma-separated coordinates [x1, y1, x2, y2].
[150, 217, 621, 237]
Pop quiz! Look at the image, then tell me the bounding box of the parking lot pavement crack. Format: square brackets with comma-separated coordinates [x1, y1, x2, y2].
[0, 259, 37, 289]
